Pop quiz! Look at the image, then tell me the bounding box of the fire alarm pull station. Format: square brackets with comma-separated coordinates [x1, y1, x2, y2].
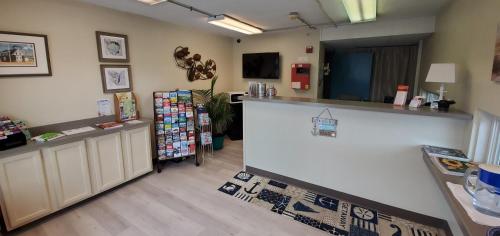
[291, 63, 311, 90]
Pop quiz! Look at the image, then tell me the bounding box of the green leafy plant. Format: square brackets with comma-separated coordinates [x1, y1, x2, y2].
[193, 76, 233, 135]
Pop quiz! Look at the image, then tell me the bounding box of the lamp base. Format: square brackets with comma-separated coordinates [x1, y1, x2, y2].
[438, 83, 446, 100]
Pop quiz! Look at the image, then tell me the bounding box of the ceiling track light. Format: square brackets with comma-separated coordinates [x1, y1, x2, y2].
[208, 14, 263, 35]
[342, 0, 377, 23]
[288, 12, 316, 30]
[137, 0, 262, 35]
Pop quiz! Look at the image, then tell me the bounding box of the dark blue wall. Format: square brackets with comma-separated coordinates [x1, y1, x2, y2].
[329, 52, 373, 101]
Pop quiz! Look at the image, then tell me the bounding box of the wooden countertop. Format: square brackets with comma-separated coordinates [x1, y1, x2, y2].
[240, 96, 473, 120]
[423, 153, 493, 236]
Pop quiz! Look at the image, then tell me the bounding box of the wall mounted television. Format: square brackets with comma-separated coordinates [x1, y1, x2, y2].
[242, 52, 280, 79]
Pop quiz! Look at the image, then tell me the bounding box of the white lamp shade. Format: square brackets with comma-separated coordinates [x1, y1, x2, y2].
[425, 63, 456, 83]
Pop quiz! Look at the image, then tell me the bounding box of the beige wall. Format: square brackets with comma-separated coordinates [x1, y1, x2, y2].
[0, 0, 233, 126]
[232, 30, 321, 98]
[420, 0, 500, 116]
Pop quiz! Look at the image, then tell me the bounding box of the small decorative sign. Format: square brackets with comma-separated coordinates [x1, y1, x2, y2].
[312, 108, 337, 137]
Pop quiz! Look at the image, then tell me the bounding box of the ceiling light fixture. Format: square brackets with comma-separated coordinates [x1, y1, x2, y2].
[208, 15, 263, 35]
[137, 0, 167, 5]
[342, 0, 377, 23]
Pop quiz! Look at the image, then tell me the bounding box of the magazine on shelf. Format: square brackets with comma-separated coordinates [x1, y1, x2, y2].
[422, 145, 470, 161]
[430, 156, 476, 176]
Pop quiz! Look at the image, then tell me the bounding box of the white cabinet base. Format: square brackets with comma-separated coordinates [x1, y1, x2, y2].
[87, 132, 126, 193]
[43, 141, 93, 209]
[122, 127, 153, 180]
[0, 151, 53, 230]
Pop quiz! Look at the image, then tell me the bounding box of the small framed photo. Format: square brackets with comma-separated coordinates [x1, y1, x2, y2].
[0, 31, 51, 77]
[100, 64, 132, 93]
[96, 31, 129, 63]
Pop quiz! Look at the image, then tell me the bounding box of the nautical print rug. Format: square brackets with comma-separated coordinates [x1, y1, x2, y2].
[218, 171, 444, 236]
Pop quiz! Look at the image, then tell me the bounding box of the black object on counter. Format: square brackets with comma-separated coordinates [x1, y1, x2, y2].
[438, 100, 456, 111]
[0, 132, 27, 151]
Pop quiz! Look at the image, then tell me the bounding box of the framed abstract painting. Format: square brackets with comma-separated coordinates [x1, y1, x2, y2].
[0, 31, 52, 77]
[96, 31, 129, 63]
[100, 64, 132, 93]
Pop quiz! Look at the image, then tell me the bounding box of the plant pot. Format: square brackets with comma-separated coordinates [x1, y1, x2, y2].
[212, 134, 225, 150]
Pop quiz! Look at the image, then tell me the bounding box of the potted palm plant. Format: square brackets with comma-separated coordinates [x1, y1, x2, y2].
[193, 77, 233, 150]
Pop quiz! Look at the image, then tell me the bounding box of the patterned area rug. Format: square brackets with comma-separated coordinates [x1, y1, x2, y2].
[218, 171, 444, 236]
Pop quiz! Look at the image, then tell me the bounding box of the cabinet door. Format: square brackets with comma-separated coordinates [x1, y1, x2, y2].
[87, 132, 125, 193]
[122, 127, 153, 179]
[43, 141, 92, 208]
[0, 151, 53, 230]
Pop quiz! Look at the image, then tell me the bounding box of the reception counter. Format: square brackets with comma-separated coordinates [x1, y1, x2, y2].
[241, 96, 472, 236]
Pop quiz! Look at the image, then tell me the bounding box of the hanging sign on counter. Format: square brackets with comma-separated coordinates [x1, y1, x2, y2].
[312, 108, 337, 138]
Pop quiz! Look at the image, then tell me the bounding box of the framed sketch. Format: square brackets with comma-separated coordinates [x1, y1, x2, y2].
[0, 31, 51, 77]
[492, 24, 500, 81]
[100, 64, 132, 93]
[96, 31, 129, 62]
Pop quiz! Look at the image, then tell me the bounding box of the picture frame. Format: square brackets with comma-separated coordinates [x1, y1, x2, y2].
[492, 24, 500, 81]
[100, 64, 133, 93]
[0, 31, 52, 77]
[96, 31, 129, 63]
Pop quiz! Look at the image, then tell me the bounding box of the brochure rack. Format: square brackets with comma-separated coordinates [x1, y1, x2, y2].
[153, 90, 197, 172]
[195, 105, 213, 165]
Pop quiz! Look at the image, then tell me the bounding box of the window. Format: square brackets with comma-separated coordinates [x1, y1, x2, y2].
[468, 110, 500, 164]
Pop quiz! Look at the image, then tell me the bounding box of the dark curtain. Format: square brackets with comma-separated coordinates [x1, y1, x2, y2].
[369, 46, 418, 102]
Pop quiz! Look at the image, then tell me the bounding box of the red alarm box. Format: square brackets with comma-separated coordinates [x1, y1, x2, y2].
[291, 63, 311, 90]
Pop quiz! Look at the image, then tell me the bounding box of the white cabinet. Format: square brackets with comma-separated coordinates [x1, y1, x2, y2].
[122, 127, 153, 179]
[0, 122, 153, 231]
[87, 132, 126, 193]
[0, 151, 53, 230]
[42, 141, 92, 208]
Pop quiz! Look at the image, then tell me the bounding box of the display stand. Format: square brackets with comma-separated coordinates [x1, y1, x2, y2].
[195, 105, 213, 165]
[153, 90, 197, 173]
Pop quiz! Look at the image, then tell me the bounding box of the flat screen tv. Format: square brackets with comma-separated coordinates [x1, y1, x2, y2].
[242, 52, 280, 79]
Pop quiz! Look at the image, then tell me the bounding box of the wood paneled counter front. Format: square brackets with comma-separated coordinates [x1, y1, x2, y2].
[0, 116, 153, 231]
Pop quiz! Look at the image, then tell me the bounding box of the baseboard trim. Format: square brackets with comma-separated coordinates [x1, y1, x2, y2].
[246, 165, 453, 236]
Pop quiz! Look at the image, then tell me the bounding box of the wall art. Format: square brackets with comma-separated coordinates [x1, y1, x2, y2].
[100, 64, 132, 93]
[492, 24, 500, 81]
[96, 31, 129, 63]
[174, 46, 216, 81]
[0, 31, 51, 77]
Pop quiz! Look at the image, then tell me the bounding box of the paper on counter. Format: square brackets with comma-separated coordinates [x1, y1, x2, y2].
[125, 120, 143, 124]
[446, 182, 500, 227]
[62, 126, 95, 135]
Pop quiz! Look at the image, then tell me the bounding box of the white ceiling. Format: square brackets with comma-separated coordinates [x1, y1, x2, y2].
[78, 0, 452, 37]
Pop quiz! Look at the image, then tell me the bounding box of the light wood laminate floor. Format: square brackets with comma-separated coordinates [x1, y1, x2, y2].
[11, 140, 327, 236]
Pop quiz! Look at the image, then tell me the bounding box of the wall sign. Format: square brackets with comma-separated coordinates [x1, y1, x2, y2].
[312, 108, 337, 137]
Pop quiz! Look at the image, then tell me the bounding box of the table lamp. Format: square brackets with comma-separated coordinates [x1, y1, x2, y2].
[425, 63, 456, 100]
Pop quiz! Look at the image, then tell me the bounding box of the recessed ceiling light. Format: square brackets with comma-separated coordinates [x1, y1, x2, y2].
[342, 0, 377, 23]
[137, 0, 167, 6]
[208, 15, 263, 35]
